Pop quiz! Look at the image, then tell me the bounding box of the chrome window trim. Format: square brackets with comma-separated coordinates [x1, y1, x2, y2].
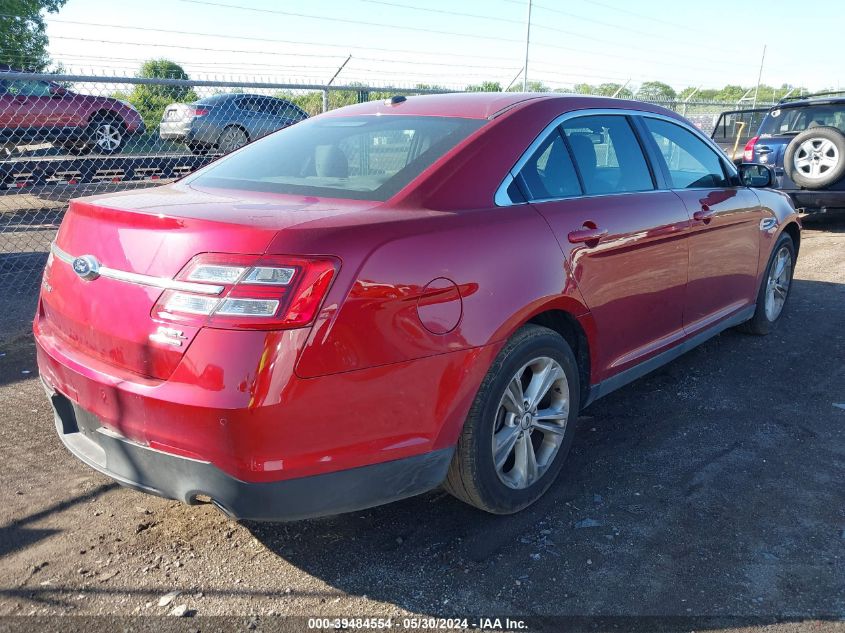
[50, 243, 225, 295]
[494, 107, 739, 207]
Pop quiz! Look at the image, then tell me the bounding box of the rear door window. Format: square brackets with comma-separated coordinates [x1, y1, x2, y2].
[516, 131, 581, 201]
[643, 117, 730, 189]
[561, 115, 654, 195]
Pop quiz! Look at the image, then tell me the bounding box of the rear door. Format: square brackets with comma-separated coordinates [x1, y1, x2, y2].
[267, 99, 306, 130]
[237, 96, 276, 139]
[513, 113, 692, 382]
[638, 116, 763, 331]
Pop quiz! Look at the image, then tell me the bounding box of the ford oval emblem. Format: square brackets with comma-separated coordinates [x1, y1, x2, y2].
[72, 254, 101, 281]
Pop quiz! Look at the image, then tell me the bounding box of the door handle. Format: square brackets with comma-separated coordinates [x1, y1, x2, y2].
[568, 225, 608, 244]
[756, 145, 772, 154]
[693, 205, 716, 222]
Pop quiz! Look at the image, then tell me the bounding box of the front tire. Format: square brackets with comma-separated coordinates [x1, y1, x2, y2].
[739, 232, 796, 335]
[444, 325, 580, 514]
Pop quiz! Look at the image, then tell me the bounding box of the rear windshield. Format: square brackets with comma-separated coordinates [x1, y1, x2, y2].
[759, 103, 845, 136]
[184, 115, 485, 201]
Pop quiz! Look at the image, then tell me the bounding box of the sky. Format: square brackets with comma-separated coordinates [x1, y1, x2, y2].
[42, 0, 844, 93]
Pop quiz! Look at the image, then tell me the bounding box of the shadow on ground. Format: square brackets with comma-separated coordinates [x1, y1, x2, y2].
[245, 277, 844, 618]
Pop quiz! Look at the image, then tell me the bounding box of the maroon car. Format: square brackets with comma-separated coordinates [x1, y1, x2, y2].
[0, 69, 144, 155]
[35, 93, 800, 520]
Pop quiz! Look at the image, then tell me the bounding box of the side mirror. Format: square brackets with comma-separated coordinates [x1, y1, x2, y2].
[738, 163, 775, 188]
[50, 86, 68, 98]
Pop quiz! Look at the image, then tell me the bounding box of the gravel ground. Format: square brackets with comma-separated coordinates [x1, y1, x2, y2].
[0, 219, 843, 632]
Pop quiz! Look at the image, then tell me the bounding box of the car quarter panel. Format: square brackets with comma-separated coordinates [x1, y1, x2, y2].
[291, 204, 587, 378]
[751, 188, 802, 274]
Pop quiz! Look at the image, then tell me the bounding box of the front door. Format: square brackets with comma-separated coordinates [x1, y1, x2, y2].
[639, 116, 763, 332]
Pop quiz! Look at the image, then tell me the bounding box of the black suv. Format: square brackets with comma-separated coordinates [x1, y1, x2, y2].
[742, 92, 845, 215]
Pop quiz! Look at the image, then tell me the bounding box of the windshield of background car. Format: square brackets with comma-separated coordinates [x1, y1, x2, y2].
[184, 115, 485, 201]
[758, 104, 845, 136]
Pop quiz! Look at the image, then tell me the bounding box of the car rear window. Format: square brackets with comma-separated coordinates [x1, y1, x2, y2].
[759, 104, 845, 136]
[184, 115, 485, 201]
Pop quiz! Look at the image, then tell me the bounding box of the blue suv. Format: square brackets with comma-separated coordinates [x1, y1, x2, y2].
[743, 92, 845, 216]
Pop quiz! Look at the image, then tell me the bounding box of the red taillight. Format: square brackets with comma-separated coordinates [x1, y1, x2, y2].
[743, 135, 759, 162]
[152, 253, 338, 330]
[191, 107, 210, 117]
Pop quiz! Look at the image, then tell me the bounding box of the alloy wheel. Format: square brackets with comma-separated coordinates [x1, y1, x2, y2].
[793, 138, 840, 180]
[765, 245, 792, 321]
[492, 356, 570, 490]
[218, 127, 248, 153]
[95, 123, 122, 152]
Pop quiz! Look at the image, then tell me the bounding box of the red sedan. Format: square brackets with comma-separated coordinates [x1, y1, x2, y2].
[34, 93, 800, 520]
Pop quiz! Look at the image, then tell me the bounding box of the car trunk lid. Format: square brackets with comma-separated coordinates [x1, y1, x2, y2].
[41, 185, 370, 380]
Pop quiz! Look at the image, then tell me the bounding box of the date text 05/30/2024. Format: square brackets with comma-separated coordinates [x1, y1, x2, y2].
[307, 617, 529, 630]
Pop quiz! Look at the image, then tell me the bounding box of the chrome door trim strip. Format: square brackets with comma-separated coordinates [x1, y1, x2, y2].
[50, 243, 224, 295]
[494, 107, 739, 207]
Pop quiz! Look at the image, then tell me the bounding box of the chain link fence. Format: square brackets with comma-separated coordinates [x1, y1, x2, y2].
[0, 70, 774, 348]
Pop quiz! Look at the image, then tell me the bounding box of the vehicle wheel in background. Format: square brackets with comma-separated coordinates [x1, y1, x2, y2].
[444, 325, 580, 514]
[187, 141, 210, 155]
[88, 115, 126, 155]
[216, 126, 248, 154]
[62, 140, 93, 155]
[738, 232, 796, 336]
[784, 126, 845, 189]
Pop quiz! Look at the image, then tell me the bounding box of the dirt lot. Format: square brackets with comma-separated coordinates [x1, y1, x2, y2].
[0, 219, 843, 632]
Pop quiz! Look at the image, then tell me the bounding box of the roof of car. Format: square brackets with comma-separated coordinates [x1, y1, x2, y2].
[321, 92, 676, 120]
[196, 93, 298, 105]
[779, 96, 845, 108]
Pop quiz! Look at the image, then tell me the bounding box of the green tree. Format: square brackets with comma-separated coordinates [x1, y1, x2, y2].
[136, 59, 194, 101]
[465, 81, 502, 92]
[0, 0, 68, 71]
[124, 59, 198, 130]
[597, 83, 633, 98]
[507, 80, 549, 93]
[637, 81, 677, 101]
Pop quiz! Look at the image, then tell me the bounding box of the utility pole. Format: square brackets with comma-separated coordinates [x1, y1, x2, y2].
[752, 44, 766, 109]
[522, 0, 532, 92]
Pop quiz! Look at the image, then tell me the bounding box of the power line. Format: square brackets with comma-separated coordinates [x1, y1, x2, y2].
[169, 0, 752, 76]
[41, 15, 526, 65]
[175, 0, 526, 44]
[363, 0, 747, 66]
[498, 0, 745, 57]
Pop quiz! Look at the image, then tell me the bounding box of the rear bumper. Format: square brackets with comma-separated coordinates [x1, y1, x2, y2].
[158, 122, 191, 142]
[159, 120, 219, 144]
[782, 189, 845, 214]
[46, 385, 453, 521]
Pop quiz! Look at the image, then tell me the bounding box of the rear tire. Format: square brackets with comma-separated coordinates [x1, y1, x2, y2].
[86, 115, 126, 155]
[187, 141, 210, 155]
[739, 232, 796, 335]
[444, 325, 580, 514]
[216, 126, 248, 154]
